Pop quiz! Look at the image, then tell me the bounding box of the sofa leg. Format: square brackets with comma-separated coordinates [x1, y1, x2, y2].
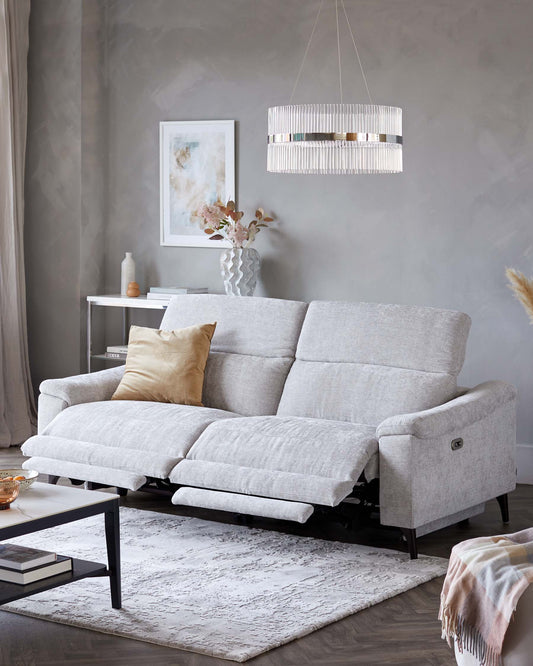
[47, 475, 59, 485]
[235, 514, 254, 527]
[496, 494, 510, 523]
[401, 528, 418, 560]
[69, 478, 85, 486]
[117, 487, 128, 497]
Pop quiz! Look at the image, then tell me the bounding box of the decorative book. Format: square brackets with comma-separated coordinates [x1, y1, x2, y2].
[0, 544, 56, 571]
[147, 287, 208, 300]
[106, 345, 129, 355]
[149, 287, 208, 294]
[146, 293, 174, 300]
[0, 555, 72, 585]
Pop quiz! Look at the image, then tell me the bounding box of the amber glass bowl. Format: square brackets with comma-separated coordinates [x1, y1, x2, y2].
[0, 479, 20, 510]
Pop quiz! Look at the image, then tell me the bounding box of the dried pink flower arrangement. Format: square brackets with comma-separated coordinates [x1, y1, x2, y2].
[197, 200, 274, 249]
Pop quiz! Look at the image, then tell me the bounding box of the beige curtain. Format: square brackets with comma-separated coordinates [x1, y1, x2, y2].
[0, 0, 36, 446]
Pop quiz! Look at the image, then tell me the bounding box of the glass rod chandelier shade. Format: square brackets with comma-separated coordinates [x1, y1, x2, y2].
[267, 104, 402, 174]
[267, 0, 403, 175]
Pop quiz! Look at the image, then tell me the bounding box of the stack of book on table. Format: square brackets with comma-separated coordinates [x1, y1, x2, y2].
[0, 545, 72, 585]
[105, 345, 128, 360]
[146, 286, 208, 300]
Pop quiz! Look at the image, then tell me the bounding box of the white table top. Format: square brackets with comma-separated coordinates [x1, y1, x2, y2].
[87, 294, 169, 309]
[0, 483, 118, 529]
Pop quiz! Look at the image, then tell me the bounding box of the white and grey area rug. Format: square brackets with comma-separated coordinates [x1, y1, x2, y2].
[3, 508, 447, 662]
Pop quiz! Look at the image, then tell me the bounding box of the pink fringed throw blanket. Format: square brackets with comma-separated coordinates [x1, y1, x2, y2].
[439, 528, 533, 666]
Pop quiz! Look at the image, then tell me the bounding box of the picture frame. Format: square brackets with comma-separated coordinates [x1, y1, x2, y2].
[160, 120, 235, 247]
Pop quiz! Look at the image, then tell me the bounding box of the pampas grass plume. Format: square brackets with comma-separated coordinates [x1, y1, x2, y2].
[506, 267, 533, 325]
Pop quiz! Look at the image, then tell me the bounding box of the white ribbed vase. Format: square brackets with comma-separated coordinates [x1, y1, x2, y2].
[220, 248, 260, 297]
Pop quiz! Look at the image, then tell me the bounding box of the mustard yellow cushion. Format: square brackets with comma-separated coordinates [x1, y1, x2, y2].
[111, 323, 216, 406]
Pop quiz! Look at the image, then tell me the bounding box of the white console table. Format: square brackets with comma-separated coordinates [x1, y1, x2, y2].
[86, 295, 169, 372]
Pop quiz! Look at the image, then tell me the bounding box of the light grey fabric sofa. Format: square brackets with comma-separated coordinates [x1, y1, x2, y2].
[21, 295, 517, 558]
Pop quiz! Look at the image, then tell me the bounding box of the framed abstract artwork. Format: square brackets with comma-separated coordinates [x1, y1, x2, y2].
[160, 120, 235, 247]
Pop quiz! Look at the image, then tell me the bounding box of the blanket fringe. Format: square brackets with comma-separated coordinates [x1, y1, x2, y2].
[440, 598, 502, 666]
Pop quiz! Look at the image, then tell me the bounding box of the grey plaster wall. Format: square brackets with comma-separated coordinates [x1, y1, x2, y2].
[26, 0, 533, 445]
[25, 0, 83, 385]
[25, 0, 107, 386]
[80, 0, 108, 366]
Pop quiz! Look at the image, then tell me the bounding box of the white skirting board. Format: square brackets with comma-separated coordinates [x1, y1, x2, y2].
[517, 443, 533, 484]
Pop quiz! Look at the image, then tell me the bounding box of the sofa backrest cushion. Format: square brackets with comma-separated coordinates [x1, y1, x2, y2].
[277, 301, 471, 425]
[160, 295, 308, 416]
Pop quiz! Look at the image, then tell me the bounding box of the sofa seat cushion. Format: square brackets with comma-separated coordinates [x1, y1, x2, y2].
[170, 416, 377, 506]
[23, 400, 239, 479]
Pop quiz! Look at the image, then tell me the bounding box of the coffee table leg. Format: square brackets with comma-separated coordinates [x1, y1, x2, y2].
[104, 500, 121, 609]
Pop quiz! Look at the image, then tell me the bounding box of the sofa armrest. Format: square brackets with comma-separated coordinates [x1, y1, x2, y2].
[377, 380, 517, 531]
[40, 365, 125, 406]
[37, 366, 125, 433]
[376, 381, 517, 440]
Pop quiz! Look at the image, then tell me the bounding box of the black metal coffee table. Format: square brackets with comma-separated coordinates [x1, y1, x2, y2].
[0, 482, 121, 608]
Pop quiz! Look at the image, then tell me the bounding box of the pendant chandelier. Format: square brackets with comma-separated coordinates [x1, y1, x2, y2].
[267, 0, 402, 175]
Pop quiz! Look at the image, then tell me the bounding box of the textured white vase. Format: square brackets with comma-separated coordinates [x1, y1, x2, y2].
[121, 252, 135, 295]
[220, 248, 260, 297]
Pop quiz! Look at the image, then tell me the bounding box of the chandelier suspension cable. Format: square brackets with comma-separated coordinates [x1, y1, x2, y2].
[289, 0, 372, 106]
[341, 0, 373, 104]
[335, 0, 343, 103]
[289, 0, 324, 105]
[267, 0, 402, 175]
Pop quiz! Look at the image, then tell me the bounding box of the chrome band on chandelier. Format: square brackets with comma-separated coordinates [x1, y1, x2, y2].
[268, 132, 402, 145]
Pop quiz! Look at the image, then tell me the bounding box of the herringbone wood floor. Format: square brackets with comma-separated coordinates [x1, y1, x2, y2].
[1, 447, 530, 666]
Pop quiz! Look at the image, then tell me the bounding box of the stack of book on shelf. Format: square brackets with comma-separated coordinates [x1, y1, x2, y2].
[0, 545, 72, 585]
[105, 345, 128, 360]
[146, 286, 208, 301]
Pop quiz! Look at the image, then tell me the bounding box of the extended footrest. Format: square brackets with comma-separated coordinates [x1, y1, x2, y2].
[172, 487, 314, 523]
[22, 457, 147, 491]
